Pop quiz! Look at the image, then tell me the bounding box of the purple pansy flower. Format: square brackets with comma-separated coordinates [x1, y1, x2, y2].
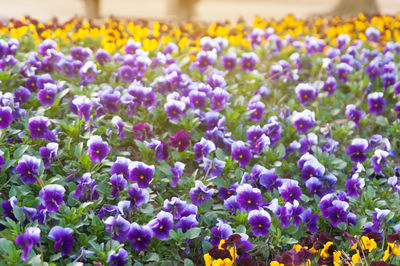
[148, 211, 174, 240]
[365, 27, 380, 42]
[203, 157, 226, 178]
[95, 48, 111, 65]
[367, 92, 386, 114]
[145, 139, 169, 161]
[210, 220, 233, 246]
[236, 184, 262, 212]
[267, 199, 291, 227]
[110, 157, 132, 180]
[14, 86, 31, 104]
[16, 155, 41, 184]
[73, 173, 99, 202]
[2, 196, 18, 221]
[39, 184, 65, 212]
[28, 116, 50, 139]
[221, 52, 237, 71]
[48, 226, 74, 256]
[80, 61, 99, 83]
[130, 162, 155, 188]
[110, 174, 128, 198]
[170, 130, 191, 152]
[291, 109, 315, 134]
[224, 195, 240, 213]
[278, 179, 302, 204]
[346, 138, 369, 163]
[87, 135, 110, 163]
[39, 142, 58, 169]
[71, 96, 92, 121]
[189, 180, 215, 206]
[15, 227, 41, 261]
[345, 104, 364, 127]
[111, 116, 125, 139]
[0, 150, 4, 173]
[127, 183, 149, 210]
[263, 116, 282, 146]
[295, 83, 319, 105]
[299, 155, 325, 182]
[210, 87, 230, 111]
[346, 174, 365, 198]
[0, 106, 12, 129]
[248, 100, 265, 121]
[101, 90, 120, 113]
[193, 138, 216, 163]
[327, 200, 350, 227]
[189, 90, 207, 109]
[395, 102, 400, 120]
[300, 208, 319, 233]
[124, 39, 141, 54]
[119, 65, 135, 82]
[323, 76, 337, 96]
[132, 122, 152, 141]
[106, 248, 129, 266]
[258, 168, 280, 191]
[285, 200, 304, 226]
[195, 50, 217, 72]
[371, 149, 389, 173]
[163, 197, 186, 220]
[240, 52, 258, 72]
[170, 162, 185, 188]
[336, 62, 353, 83]
[248, 209, 271, 237]
[37, 83, 57, 106]
[104, 215, 131, 242]
[175, 214, 199, 233]
[164, 99, 185, 121]
[231, 141, 252, 167]
[128, 223, 153, 251]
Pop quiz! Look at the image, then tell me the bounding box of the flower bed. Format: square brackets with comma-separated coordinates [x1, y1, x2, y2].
[0, 14, 400, 265]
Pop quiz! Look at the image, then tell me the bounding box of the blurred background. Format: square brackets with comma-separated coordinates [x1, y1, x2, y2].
[0, 0, 400, 22]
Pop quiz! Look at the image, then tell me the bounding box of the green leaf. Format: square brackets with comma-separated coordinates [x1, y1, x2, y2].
[331, 158, 347, 170]
[236, 225, 247, 234]
[145, 253, 160, 262]
[13, 206, 25, 222]
[215, 148, 226, 161]
[0, 239, 14, 255]
[50, 253, 62, 262]
[185, 227, 201, 239]
[29, 255, 44, 266]
[276, 143, 285, 158]
[184, 258, 195, 266]
[201, 199, 213, 212]
[202, 241, 213, 253]
[74, 142, 83, 158]
[13, 145, 29, 159]
[1, 159, 15, 171]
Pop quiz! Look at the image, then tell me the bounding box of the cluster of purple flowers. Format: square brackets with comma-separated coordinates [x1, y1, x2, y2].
[1, 22, 400, 265]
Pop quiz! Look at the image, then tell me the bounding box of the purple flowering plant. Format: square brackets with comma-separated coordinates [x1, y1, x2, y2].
[0, 17, 400, 266]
